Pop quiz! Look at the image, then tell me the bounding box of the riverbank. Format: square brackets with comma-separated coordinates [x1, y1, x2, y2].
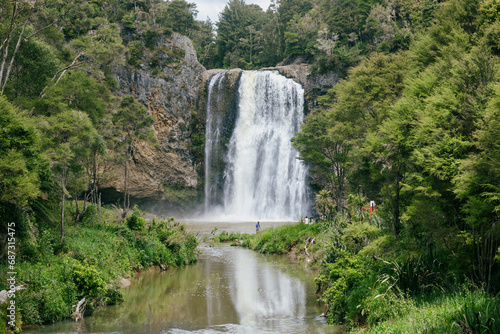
[208, 222, 324, 265]
[210, 219, 500, 333]
[19, 244, 339, 334]
[0, 206, 198, 333]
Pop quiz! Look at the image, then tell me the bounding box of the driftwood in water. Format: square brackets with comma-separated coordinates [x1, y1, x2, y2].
[71, 297, 87, 322]
[304, 237, 315, 256]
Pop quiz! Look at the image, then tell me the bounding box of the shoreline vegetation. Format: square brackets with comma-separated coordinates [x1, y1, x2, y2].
[210, 212, 500, 334]
[0, 205, 198, 333]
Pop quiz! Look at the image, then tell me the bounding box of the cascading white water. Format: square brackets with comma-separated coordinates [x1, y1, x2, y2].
[205, 70, 309, 221]
[204, 71, 227, 215]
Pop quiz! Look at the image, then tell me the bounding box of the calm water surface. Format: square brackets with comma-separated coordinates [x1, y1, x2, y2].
[25, 239, 339, 334]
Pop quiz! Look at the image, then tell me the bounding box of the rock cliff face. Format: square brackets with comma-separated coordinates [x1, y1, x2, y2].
[258, 65, 339, 112]
[100, 33, 206, 214]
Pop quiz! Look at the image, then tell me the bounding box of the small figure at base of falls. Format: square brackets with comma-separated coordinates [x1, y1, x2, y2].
[256, 221, 261, 232]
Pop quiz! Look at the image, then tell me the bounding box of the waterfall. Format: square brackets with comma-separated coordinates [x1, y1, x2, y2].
[204, 71, 228, 214]
[205, 70, 309, 221]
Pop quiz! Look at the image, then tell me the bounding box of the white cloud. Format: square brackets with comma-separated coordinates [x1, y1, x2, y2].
[192, 0, 272, 22]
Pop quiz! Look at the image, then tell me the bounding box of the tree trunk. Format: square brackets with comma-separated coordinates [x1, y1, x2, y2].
[123, 157, 128, 218]
[75, 195, 79, 223]
[98, 192, 101, 221]
[61, 168, 66, 243]
[1, 2, 34, 93]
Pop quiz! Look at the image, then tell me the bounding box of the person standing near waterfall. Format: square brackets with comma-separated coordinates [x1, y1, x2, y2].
[256, 221, 261, 232]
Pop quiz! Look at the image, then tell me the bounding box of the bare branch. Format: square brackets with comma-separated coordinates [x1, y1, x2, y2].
[39, 52, 86, 98]
[23, 19, 60, 41]
[0, 0, 19, 82]
[0, 0, 38, 94]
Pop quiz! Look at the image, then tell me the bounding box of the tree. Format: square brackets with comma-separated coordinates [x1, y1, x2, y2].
[0, 97, 41, 207]
[156, 0, 198, 35]
[190, 19, 217, 68]
[40, 110, 97, 242]
[0, 0, 63, 94]
[453, 90, 500, 292]
[215, 0, 266, 68]
[6, 37, 59, 99]
[112, 96, 156, 216]
[292, 110, 351, 212]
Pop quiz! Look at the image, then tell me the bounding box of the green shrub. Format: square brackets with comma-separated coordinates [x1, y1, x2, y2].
[81, 204, 98, 226]
[316, 248, 379, 325]
[126, 209, 146, 230]
[114, 224, 135, 242]
[71, 262, 108, 301]
[128, 40, 144, 66]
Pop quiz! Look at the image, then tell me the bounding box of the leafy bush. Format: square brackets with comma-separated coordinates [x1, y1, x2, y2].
[71, 262, 108, 301]
[126, 208, 146, 230]
[316, 248, 379, 325]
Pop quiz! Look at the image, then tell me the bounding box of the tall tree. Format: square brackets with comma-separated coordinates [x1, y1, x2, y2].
[112, 96, 156, 216]
[215, 0, 266, 68]
[40, 110, 97, 242]
[0, 0, 64, 94]
[292, 110, 351, 212]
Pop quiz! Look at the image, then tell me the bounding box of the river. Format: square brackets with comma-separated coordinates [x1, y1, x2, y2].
[24, 241, 340, 334]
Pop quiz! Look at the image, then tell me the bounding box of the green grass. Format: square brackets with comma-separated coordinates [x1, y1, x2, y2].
[211, 223, 322, 257]
[248, 223, 321, 254]
[351, 288, 500, 334]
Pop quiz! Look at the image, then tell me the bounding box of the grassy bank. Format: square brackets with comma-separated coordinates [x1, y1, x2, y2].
[350, 288, 500, 334]
[210, 223, 325, 263]
[0, 205, 198, 332]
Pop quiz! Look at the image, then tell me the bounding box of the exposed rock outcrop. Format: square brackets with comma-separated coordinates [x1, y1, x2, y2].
[261, 64, 340, 112]
[100, 33, 205, 213]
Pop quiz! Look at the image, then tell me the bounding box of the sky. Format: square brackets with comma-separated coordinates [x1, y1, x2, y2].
[193, 0, 272, 22]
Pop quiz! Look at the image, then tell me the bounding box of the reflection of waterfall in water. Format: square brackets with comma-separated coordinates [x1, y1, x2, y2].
[204, 71, 309, 221]
[230, 249, 307, 331]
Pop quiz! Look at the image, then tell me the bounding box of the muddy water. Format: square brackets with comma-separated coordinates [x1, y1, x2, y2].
[24, 245, 339, 334]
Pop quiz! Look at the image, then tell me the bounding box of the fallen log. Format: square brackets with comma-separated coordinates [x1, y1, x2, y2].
[71, 297, 87, 322]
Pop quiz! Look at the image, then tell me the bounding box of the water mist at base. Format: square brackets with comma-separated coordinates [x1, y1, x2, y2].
[204, 71, 309, 222]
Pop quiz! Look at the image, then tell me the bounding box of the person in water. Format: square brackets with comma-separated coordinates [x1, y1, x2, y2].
[256, 221, 261, 232]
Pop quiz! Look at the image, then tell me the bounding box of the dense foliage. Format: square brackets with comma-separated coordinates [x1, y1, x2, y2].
[288, 0, 500, 331]
[197, 0, 432, 71]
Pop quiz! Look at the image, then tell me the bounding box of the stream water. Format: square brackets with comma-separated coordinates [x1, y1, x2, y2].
[24, 244, 340, 334]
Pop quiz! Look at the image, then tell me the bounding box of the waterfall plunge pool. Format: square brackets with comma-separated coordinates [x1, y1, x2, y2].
[24, 245, 341, 334]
